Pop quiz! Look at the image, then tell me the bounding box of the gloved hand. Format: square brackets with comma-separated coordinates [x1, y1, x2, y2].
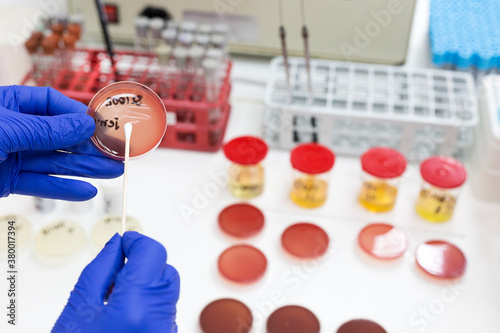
[0, 85, 123, 201]
[52, 232, 180, 333]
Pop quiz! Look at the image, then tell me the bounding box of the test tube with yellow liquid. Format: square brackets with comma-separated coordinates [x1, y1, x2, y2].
[358, 147, 407, 213]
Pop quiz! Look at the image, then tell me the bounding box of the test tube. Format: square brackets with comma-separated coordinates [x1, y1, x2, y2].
[189, 45, 205, 101]
[210, 34, 228, 67]
[203, 58, 221, 123]
[415, 156, 466, 222]
[195, 34, 210, 49]
[166, 20, 179, 31]
[198, 23, 213, 36]
[134, 16, 150, 50]
[24, 36, 41, 78]
[290, 144, 335, 208]
[62, 33, 76, 69]
[156, 42, 173, 96]
[173, 47, 189, 100]
[358, 147, 407, 213]
[181, 20, 197, 34]
[178, 32, 194, 48]
[161, 28, 177, 47]
[41, 35, 58, 71]
[223, 136, 268, 199]
[149, 17, 164, 50]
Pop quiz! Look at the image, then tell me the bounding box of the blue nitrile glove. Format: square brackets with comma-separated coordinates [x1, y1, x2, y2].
[52, 232, 180, 333]
[0, 85, 123, 201]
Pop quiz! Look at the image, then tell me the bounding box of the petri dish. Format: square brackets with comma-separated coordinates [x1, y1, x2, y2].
[0, 214, 32, 256]
[34, 220, 87, 264]
[336, 319, 387, 333]
[267, 305, 320, 333]
[91, 214, 142, 249]
[218, 244, 267, 284]
[415, 240, 466, 279]
[218, 203, 265, 238]
[199, 298, 253, 333]
[281, 223, 329, 259]
[358, 223, 407, 259]
[87, 81, 167, 160]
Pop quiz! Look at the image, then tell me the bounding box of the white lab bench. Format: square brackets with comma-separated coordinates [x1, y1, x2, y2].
[1, 0, 500, 332]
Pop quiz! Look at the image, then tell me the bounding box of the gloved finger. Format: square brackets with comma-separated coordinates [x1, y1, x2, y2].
[63, 140, 113, 158]
[73, 233, 125, 303]
[21, 151, 124, 179]
[163, 264, 181, 303]
[114, 232, 168, 287]
[0, 109, 95, 153]
[14, 172, 97, 201]
[7, 86, 87, 116]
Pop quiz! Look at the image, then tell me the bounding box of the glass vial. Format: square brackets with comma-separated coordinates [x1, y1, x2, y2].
[416, 156, 466, 222]
[358, 147, 407, 212]
[223, 136, 268, 199]
[290, 143, 335, 208]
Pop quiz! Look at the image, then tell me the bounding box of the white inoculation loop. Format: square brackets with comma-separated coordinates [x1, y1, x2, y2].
[121, 123, 133, 235]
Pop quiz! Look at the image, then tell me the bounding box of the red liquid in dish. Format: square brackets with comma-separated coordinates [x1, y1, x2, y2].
[415, 240, 466, 279]
[218, 244, 267, 283]
[358, 223, 407, 259]
[199, 298, 252, 333]
[336, 319, 387, 333]
[281, 223, 329, 259]
[218, 203, 265, 238]
[267, 305, 320, 333]
[87, 82, 167, 160]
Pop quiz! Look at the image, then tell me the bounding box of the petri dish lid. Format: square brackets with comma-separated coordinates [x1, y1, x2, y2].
[0, 214, 32, 251]
[267, 305, 320, 333]
[281, 223, 329, 259]
[337, 319, 387, 333]
[199, 298, 252, 333]
[361, 147, 407, 179]
[358, 223, 407, 259]
[34, 220, 87, 260]
[92, 214, 142, 249]
[291, 143, 335, 174]
[218, 203, 265, 238]
[87, 81, 167, 160]
[415, 240, 466, 279]
[420, 156, 467, 189]
[218, 244, 267, 284]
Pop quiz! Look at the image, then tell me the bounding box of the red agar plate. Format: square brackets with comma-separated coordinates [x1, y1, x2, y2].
[218, 244, 267, 283]
[87, 81, 167, 160]
[218, 203, 265, 238]
[358, 223, 408, 259]
[199, 298, 252, 333]
[337, 319, 387, 333]
[415, 240, 466, 279]
[267, 305, 320, 333]
[281, 223, 329, 259]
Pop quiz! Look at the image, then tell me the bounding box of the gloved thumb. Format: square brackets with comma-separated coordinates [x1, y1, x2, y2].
[70, 233, 124, 303]
[0, 107, 95, 157]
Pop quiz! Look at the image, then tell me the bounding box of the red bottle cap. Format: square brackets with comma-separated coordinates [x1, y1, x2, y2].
[218, 203, 265, 238]
[361, 147, 406, 179]
[223, 136, 268, 165]
[420, 156, 466, 189]
[358, 223, 407, 259]
[281, 223, 329, 259]
[291, 143, 335, 175]
[415, 240, 466, 279]
[218, 245, 267, 284]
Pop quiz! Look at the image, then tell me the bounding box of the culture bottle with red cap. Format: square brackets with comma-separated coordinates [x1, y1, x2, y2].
[290, 143, 335, 208]
[416, 156, 467, 222]
[358, 147, 407, 212]
[223, 136, 268, 199]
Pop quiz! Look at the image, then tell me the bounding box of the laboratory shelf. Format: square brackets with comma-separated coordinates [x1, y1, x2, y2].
[21, 48, 232, 152]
